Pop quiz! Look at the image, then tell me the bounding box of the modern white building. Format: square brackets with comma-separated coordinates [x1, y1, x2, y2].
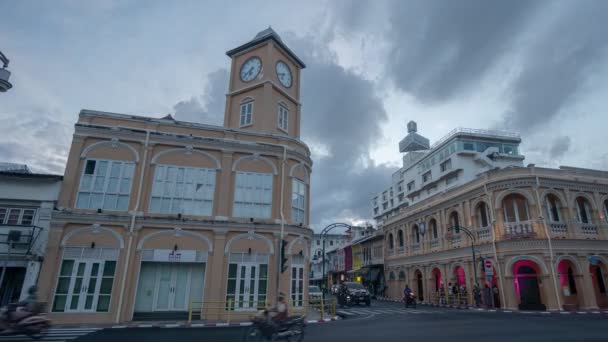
[0, 163, 62, 305]
[372, 121, 524, 227]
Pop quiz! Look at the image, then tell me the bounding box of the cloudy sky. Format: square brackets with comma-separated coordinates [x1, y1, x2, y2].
[1, 0, 608, 230]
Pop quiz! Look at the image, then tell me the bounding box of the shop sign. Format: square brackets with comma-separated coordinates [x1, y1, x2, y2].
[152, 249, 197, 263]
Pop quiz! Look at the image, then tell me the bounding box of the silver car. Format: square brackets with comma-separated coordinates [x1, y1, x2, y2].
[308, 285, 323, 303]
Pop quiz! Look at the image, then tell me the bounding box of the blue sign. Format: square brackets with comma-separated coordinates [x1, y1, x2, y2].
[588, 256, 600, 265]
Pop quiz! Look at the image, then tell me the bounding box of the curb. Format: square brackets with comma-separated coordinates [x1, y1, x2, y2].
[55, 316, 341, 330]
[374, 297, 608, 316]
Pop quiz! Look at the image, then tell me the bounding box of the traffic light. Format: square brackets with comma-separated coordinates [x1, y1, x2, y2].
[281, 239, 289, 274]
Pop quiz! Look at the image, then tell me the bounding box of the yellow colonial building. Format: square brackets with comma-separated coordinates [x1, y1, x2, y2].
[377, 124, 608, 311]
[38, 28, 313, 324]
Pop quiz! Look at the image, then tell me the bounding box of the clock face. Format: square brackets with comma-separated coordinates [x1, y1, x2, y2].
[275, 61, 293, 88]
[240, 57, 262, 82]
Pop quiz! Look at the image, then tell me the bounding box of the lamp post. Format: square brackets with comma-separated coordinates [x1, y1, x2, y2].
[0, 50, 12, 92]
[448, 225, 479, 287]
[320, 223, 351, 301]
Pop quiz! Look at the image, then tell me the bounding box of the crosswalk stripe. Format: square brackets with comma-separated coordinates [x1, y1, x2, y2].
[337, 310, 356, 316]
[373, 310, 396, 314]
[0, 327, 98, 342]
[357, 309, 376, 314]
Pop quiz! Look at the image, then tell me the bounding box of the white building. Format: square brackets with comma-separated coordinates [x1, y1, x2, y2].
[0, 163, 62, 305]
[372, 121, 524, 227]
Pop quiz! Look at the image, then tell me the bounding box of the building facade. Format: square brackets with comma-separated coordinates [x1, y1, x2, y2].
[0, 163, 62, 306]
[309, 233, 349, 286]
[378, 125, 608, 311]
[37, 28, 313, 324]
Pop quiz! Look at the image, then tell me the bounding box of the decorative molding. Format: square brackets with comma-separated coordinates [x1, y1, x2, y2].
[136, 228, 213, 252]
[80, 139, 140, 163]
[61, 224, 125, 249]
[150, 147, 221, 169]
[287, 235, 308, 258]
[224, 230, 275, 255]
[504, 254, 549, 276]
[289, 162, 310, 184]
[494, 188, 536, 209]
[232, 153, 279, 175]
[570, 192, 598, 211]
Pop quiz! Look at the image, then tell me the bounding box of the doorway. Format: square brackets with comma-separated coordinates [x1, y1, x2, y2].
[134, 262, 205, 313]
[514, 261, 546, 311]
[415, 270, 424, 301]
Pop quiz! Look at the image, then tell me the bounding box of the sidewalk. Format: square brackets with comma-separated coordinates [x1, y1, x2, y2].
[375, 297, 608, 316]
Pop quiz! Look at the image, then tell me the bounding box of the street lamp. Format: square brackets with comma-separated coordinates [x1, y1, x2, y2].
[448, 225, 479, 287]
[0, 51, 12, 92]
[320, 223, 351, 301]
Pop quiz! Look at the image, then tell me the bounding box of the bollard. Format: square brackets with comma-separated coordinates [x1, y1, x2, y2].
[188, 300, 192, 323]
[320, 298, 325, 320]
[227, 299, 233, 324]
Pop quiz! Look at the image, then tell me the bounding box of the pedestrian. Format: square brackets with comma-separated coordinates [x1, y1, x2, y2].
[473, 285, 481, 307]
[493, 285, 500, 308]
[439, 285, 446, 305]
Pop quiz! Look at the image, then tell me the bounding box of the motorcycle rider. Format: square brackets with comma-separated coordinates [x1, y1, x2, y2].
[403, 284, 414, 308]
[6, 286, 38, 322]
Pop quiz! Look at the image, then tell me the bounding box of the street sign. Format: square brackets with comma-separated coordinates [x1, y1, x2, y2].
[484, 259, 493, 277]
[484, 260, 492, 269]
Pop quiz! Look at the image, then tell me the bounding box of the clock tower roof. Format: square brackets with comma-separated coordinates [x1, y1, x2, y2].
[226, 27, 306, 69]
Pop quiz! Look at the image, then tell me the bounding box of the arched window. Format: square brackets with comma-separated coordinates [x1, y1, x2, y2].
[398, 230, 404, 247]
[576, 197, 592, 224]
[545, 194, 562, 222]
[503, 194, 530, 222]
[388, 233, 394, 250]
[449, 211, 460, 229]
[413, 225, 420, 243]
[239, 98, 254, 127]
[476, 203, 490, 227]
[389, 271, 396, 281]
[398, 271, 406, 281]
[430, 219, 438, 239]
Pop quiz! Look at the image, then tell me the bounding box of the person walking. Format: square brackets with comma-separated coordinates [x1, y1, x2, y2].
[403, 284, 413, 308]
[473, 285, 481, 308]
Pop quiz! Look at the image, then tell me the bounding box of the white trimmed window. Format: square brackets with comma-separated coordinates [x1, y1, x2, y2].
[291, 179, 306, 224]
[0, 208, 36, 225]
[150, 165, 216, 216]
[76, 159, 134, 211]
[278, 104, 288, 132]
[240, 101, 253, 127]
[233, 172, 273, 218]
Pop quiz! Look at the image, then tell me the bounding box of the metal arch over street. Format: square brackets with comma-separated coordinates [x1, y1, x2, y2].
[320, 223, 352, 300]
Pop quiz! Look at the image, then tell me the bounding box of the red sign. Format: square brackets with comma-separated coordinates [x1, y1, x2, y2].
[484, 260, 492, 269]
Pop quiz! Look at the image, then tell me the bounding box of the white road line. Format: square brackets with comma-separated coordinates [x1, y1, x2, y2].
[337, 310, 356, 316]
[374, 309, 397, 314]
[356, 309, 376, 315]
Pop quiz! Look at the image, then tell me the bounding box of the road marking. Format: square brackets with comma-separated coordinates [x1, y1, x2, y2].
[0, 328, 99, 342]
[337, 310, 356, 316]
[374, 309, 398, 314]
[356, 309, 376, 315]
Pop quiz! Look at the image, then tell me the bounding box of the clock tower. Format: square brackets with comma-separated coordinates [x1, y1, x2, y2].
[224, 27, 306, 138]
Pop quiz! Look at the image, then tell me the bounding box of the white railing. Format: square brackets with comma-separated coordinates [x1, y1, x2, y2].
[476, 226, 492, 241]
[576, 222, 599, 236]
[503, 221, 536, 239]
[430, 239, 439, 248]
[412, 243, 421, 252]
[397, 246, 405, 254]
[451, 234, 462, 245]
[549, 222, 568, 237]
[431, 127, 520, 149]
[388, 249, 395, 256]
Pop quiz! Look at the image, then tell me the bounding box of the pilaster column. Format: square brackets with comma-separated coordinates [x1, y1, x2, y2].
[503, 275, 519, 310]
[578, 256, 599, 310]
[203, 230, 228, 320]
[216, 152, 234, 217]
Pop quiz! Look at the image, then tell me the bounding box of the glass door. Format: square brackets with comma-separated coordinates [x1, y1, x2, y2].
[291, 265, 304, 307]
[66, 261, 88, 312]
[154, 264, 172, 311]
[234, 264, 250, 310]
[83, 261, 103, 312]
[172, 265, 190, 311]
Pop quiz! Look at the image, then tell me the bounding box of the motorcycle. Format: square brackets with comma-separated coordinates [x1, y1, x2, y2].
[0, 304, 51, 340]
[244, 311, 305, 342]
[404, 292, 416, 309]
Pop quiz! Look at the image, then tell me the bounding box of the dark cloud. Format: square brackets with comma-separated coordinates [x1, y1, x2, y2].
[549, 136, 571, 159]
[0, 109, 71, 174]
[383, 0, 536, 103]
[173, 69, 228, 125]
[502, 2, 608, 133]
[286, 33, 395, 227]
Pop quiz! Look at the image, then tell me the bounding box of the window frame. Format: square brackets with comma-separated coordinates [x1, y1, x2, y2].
[233, 171, 273, 219]
[440, 159, 452, 172]
[422, 171, 432, 183]
[291, 178, 306, 224]
[545, 195, 562, 222]
[502, 194, 530, 223]
[149, 164, 217, 216]
[575, 197, 592, 224]
[277, 104, 289, 133]
[239, 101, 254, 127]
[75, 159, 135, 211]
[0, 207, 37, 226]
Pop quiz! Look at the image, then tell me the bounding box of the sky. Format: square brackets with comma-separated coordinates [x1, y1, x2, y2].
[1, 0, 608, 231]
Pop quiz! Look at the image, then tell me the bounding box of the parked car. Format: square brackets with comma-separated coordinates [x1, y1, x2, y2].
[337, 282, 371, 306]
[308, 286, 323, 303]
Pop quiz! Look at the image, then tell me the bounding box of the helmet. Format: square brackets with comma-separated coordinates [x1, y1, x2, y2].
[28, 286, 38, 295]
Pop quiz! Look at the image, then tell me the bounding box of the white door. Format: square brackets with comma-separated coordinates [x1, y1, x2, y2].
[172, 265, 191, 310]
[291, 265, 304, 307]
[232, 263, 267, 311]
[65, 260, 104, 312]
[154, 264, 173, 311]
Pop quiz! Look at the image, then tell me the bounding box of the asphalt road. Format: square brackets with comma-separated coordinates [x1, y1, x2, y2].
[73, 300, 607, 342]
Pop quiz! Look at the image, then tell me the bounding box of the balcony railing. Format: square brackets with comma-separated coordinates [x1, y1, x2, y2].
[0, 225, 42, 255]
[576, 222, 599, 236]
[503, 220, 536, 239]
[548, 222, 568, 238]
[430, 238, 439, 248]
[388, 248, 395, 256]
[397, 246, 405, 254]
[451, 234, 462, 245]
[476, 226, 492, 241]
[412, 243, 421, 252]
